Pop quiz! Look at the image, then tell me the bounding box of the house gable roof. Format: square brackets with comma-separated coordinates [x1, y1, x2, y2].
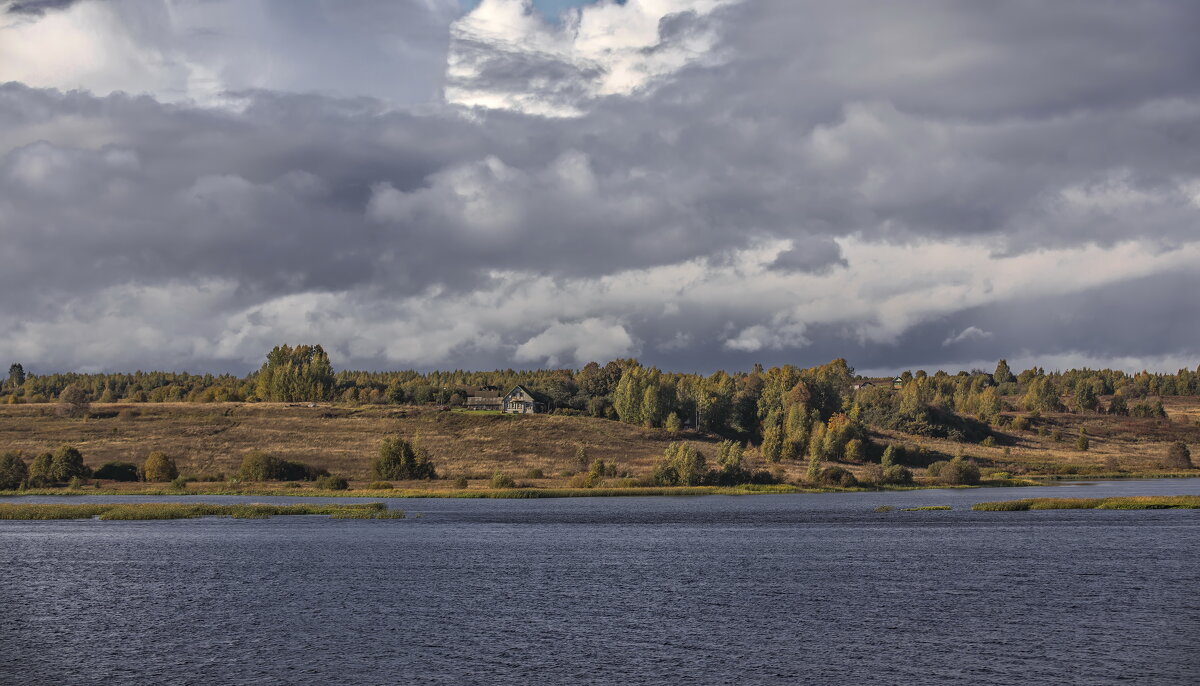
[505, 384, 552, 404]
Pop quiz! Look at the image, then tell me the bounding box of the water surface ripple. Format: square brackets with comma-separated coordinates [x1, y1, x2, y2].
[1, 480, 1197, 685]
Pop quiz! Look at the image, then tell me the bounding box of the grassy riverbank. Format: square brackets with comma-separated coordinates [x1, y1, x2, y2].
[971, 495, 1200, 511]
[2, 401, 1197, 487]
[0, 478, 1036, 500]
[0, 501, 403, 520]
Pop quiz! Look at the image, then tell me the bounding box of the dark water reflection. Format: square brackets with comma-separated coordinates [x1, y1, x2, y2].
[2, 480, 1198, 685]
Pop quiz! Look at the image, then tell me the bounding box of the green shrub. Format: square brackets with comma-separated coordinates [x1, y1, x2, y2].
[451, 476, 469, 489]
[880, 464, 914, 485]
[860, 464, 883, 485]
[817, 466, 858, 488]
[939, 458, 981, 485]
[239, 450, 326, 482]
[524, 468, 545, 479]
[980, 436, 996, 447]
[366, 481, 395, 490]
[315, 475, 349, 490]
[93, 461, 139, 482]
[169, 476, 189, 491]
[49, 445, 90, 483]
[373, 437, 437, 481]
[142, 452, 179, 482]
[490, 473, 517, 489]
[927, 460, 950, 477]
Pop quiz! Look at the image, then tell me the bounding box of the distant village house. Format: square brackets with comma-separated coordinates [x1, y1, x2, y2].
[465, 385, 550, 414]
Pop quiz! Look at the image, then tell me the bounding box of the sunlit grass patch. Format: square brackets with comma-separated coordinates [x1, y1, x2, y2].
[900, 505, 952, 511]
[0, 501, 401, 520]
[972, 495, 1200, 511]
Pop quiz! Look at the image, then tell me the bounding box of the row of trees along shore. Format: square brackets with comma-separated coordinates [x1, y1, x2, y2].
[4, 347, 1197, 465]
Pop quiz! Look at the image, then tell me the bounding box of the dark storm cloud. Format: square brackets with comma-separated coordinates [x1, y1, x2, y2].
[1, 0, 1199, 372]
[5, 0, 82, 16]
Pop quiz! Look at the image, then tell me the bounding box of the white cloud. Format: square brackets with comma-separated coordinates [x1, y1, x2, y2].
[942, 326, 993, 347]
[514, 317, 637, 365]
[446, 0, 738, 115]
[0, 0, 460, 106]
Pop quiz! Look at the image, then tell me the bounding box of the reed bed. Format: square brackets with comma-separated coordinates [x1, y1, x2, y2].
[901, 505, 952, 511]
[971, 495, 1200, 511]
[0, 502, 401, 520]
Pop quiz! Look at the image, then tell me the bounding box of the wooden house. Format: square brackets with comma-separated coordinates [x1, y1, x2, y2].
[503, 385, 550, 414]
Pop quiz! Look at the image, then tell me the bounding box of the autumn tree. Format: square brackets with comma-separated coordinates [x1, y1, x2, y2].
[253, 344, 335, 402]
[48, 445, 90, 483]
[652, 442, 707, 486]
[1163, 442, 1193, 470]
[143, 451, 179, 482]
[27, 452, 53, 486]
[56, 384, 90, 418]
[0, 451, 27, 490]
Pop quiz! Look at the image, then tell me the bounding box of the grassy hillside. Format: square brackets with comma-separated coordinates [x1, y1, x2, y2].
[874, 396, 1200, 475]
[1, 397, 1197, 486]
[0, 403, 726, 481]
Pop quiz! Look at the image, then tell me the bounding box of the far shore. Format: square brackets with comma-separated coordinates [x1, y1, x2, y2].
[4, 473, 1198, 500]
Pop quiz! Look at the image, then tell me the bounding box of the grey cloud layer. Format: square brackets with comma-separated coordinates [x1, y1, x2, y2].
[1, 0, 1199, 373]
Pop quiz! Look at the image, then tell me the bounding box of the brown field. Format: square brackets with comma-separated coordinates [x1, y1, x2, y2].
[1, 396, 1198, 485]
[0, 403, 731, 482]
[877, 395, 1200, 474]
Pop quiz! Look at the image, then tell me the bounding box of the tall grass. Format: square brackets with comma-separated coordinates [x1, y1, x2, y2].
[0, 502, 402, 520]
[972, 495, 1200, 511]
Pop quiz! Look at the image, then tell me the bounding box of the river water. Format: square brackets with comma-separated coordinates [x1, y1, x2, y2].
[1, 480, 1198, 685]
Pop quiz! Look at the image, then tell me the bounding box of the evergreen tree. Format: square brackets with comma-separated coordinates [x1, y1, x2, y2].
[880, 444, 897, 467]
[993, 359, 1015, 385]
[7, 363, 24, 392]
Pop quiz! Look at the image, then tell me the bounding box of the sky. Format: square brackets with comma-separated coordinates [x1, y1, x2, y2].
[1, 0, 1199, 376]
